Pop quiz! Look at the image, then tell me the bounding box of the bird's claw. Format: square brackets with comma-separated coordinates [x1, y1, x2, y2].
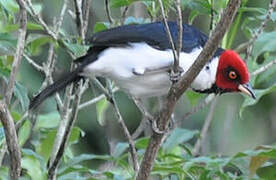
[170, 67, 184, 83]
[149, 117, 174, 135]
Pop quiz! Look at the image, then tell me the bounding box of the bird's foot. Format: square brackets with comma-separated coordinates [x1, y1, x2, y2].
[170, 67, 184, 83]
[149, 116, 174, 135]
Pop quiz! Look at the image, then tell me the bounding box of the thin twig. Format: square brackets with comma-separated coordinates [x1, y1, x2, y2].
[73, 0, 85, 40]
[252, 59, 276, 76]
[106, 80, 140, 174]
[82, 0, 91, 35]
[48, 65, 75, 169]
[193, 96, 218, 156]
[105, 0, 114, 24]
[157, 0, 178, 72]
[23, 53, 44, 71]
[78, 87, 119, 110]
[175, 0, 183, 74]
[181, 94, 215, 121]
[55, 0, 69, 32]
[25, 0, 57, 40]
[121, 6, 129, 24]
[137, 0, 241, 179]
[48, 81, 84, 180]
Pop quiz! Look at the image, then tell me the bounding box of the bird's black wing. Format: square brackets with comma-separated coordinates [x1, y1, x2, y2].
[75, 22, 224, 64]
[88, 21, 207, 52]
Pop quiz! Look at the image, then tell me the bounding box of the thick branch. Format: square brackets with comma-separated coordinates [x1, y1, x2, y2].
[0, 102, 21, 180]
[137, 0, 241, 179]
[0, 0, 26, 179]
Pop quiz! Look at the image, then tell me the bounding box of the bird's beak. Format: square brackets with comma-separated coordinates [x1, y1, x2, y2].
[238, 83, 256, 99]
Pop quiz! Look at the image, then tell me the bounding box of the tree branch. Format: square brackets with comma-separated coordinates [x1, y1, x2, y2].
[0, 102, 21, 180]
[82, 0, 91, 35]
[0, 0, 27, 178]
[175, 0, 183, 74]
[48, 81, 84, 180]
[252, 59, 276, 76]
[105, 0, 114, 24]
[73, 0, 85, 40]
[157, 0, 178, 72]
[137, 0, 241, 179]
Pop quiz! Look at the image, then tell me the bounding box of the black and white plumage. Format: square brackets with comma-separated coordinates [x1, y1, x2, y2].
[29, 22, 254, 109]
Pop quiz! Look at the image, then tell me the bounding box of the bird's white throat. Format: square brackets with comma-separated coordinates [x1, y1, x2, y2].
[83, 42, 219, 97]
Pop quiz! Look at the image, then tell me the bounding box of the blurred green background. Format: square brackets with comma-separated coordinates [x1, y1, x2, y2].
[1, 0, 276, 178]
[19, 0, 275, 157]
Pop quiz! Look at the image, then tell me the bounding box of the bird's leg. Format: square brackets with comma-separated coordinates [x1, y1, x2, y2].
[169, 66, 184, 83]
[132, 97, 169, 135]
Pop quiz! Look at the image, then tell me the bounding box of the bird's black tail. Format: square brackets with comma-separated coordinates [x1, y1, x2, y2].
[29, 50, 99, 110]
[29, 68, 83, 110]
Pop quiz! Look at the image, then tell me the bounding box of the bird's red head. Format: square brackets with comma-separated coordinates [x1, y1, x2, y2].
[216, 50, 255, 98]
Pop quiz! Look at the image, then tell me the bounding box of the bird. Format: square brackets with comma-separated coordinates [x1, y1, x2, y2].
[29, 21, 256, 110]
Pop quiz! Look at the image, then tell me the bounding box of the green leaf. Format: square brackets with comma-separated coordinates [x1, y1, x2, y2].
[186, 90, 204, 106]
[233, 145, 276, 159]
[18, 120, 31, 146]
[0, 0, 19, 13]
[21, 155, 46, 180]
[36, 129, 56, 161]
[68, 127, 84, 145]
[36, 127, 83, 161]
[0, 166, 9, 180]
[257, 164, 276, 179]
[21, 149, 46, 180]
[63, 41, 89, 58]
[110, 0, 134, 8]
[96, 97, 109, 126]
[26, 34, 53, 55]
[240, 84, 276, 116]
[59, 154, 112, 174]
[93, 22, 109, 33]
[188, 10, 199, 24]
[135, 137, 149, 149]
[0, 33, 17, 55]
[13, 81, 29, 111]
[36, 111, 60, 129]
[238, 7, 266, 14]
[163, 128, 198, 151]
[252, 32, 276, 60]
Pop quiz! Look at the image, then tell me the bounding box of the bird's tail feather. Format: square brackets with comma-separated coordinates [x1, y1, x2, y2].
[29, 68, 82, 110]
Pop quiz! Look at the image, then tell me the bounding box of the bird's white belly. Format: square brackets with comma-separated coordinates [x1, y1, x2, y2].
[114, 71, 171, 97]
[83, 42, 218, 97]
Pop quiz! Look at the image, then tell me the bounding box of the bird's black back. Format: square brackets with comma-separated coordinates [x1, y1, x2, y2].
[87, 21, 224, 57]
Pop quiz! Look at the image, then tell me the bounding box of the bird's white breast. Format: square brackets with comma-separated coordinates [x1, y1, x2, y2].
[83, 43, 218, 97]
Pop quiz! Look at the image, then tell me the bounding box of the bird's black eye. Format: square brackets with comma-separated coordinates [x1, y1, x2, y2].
[205, 65, 210, 70]
[228, 70, 237, 80]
